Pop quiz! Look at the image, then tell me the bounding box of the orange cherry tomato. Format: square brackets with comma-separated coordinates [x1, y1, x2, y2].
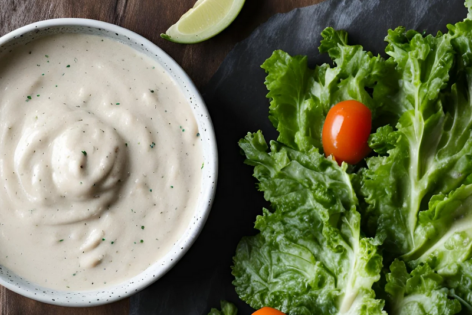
[252, 306, 286, 315]
[322, 100, 371, 165]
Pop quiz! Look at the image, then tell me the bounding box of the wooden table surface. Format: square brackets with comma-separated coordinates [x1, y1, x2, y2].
[0, 0, 323, 314]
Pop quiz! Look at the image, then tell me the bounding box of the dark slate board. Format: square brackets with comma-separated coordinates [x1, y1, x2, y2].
[130, 0, 467, 314]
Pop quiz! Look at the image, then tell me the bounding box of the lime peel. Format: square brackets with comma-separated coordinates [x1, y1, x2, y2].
[161, 0, 245, 44]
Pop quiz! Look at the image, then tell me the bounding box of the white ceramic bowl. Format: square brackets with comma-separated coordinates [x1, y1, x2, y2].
[0, 19, 218, 306]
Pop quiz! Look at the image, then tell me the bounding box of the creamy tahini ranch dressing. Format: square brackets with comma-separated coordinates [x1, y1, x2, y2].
[0, 34, 203, 290]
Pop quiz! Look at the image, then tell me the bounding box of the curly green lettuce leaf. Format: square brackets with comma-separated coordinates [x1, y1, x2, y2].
[357, 15, 472, 312]
[262, 28, 391, 152]
[412, 236, 472, 312]
[385, 260, 461, 315]
[467, 0, 472, 20]
[359, 21, 472, 261]
[319, 28, 392, 114]
[233, 132, 384, 315]
[367, 125, 400, 155]
[239, 130, 356, 220]
[399, 183, 472, 308]
[208, 301, 238, 315]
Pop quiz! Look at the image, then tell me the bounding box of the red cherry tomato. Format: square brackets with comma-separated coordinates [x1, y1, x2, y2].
[252, 307, 286, 315]
[322, 100, 371, 165]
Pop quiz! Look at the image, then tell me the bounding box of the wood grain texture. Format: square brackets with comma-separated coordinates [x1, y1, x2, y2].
[0, 0, 324, 314]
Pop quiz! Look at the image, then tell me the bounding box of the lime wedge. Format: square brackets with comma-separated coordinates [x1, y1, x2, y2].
[161, 0, 245, 44]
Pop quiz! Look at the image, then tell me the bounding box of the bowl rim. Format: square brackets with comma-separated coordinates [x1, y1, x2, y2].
[0, 18, 218, 307]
